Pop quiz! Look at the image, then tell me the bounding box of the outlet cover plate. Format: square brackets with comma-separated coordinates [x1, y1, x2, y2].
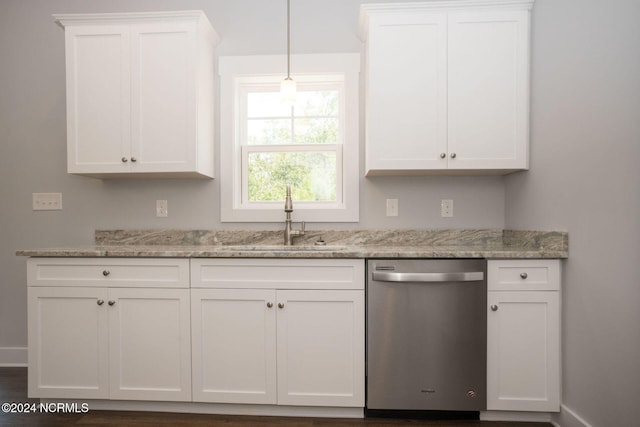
[441, 199, 453, 217]
[156, 200, 168, 217]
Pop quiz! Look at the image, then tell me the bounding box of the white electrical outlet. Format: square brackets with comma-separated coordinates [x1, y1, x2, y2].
[441, 199, 453, 217]
[386, 199, 399, 217]
[156, 200, 168, 217]
[32, 193, 62, 211]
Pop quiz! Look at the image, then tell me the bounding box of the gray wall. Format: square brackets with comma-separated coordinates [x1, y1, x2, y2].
[0, 0, 504, 361]
[505, 0, 640, 426]
[2, 0, 637, 426]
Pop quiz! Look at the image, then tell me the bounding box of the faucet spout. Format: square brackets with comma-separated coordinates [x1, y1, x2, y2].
[284, 184, 305, 245]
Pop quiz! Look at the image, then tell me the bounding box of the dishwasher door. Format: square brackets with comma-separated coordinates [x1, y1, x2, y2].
[367, 259, 487, 411]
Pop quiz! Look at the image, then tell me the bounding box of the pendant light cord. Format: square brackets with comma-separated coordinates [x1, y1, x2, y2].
[286, 0, 291, 79]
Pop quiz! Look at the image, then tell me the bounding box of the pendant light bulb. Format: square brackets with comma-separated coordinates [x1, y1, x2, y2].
[281, 77, 296, 104]
[281, 0, 296, 105]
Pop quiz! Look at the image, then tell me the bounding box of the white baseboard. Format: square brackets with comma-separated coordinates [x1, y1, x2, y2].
[0, 347, 27, 367]
[481, 411, 553, 423]
[552, 404, 593, 427]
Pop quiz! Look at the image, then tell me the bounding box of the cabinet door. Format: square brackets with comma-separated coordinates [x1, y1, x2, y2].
[191, 289, 277, 404]
[276, 290, 365, 407]
[448, 11, 529, 170]
[487, 291, 560, 411]
[130, 23, 197, 173]
[365, 13, 447, 174]
[108, 288, 191, 401]
[28, 287, 109, 399]
[65, 25, 131, 174]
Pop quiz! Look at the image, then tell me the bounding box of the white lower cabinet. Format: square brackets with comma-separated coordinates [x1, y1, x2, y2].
[28, 286, 109, 399]
[276, 289, 364, 407]
[486, 260, 561, 412]
[107, 288, 191, 401]
[27, 258, 192, 401]
[191, 259, 365, 408]
[191, 288, 277, 404]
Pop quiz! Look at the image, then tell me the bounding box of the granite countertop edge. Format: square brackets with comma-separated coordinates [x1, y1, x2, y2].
[15, 245, 568, 259]
[16, 229, 569, 259]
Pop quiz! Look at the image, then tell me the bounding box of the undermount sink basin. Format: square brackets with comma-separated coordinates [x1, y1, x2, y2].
[220, 245, 347, 252]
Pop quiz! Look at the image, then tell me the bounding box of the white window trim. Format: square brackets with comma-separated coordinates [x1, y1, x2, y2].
[220, 53, 360, 222]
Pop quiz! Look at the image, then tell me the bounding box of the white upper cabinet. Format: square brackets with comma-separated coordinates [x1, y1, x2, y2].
[363, 12, 448, 172]
[359, 1, 533, 175]
[55, 11, 219, 178]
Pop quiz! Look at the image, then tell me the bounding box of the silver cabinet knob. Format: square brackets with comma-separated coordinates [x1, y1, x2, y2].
[130, 157, 137, 163]
[266, 302, 273, 308]
[440, 153, 446, 159]
[108, 300, 115, 306]
[520, 272, 528, 279]
[97, 300, 104, 306]
[278, 303, 285, 309]
[121, 157, 128, 163]
[450, 153, 457, 159]
[490, 305, 498, 311]
[102, 270, 110, 277]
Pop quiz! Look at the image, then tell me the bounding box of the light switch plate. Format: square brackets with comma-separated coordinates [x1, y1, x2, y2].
[32, 193, 62, 211]
[386, 199, 398, 217]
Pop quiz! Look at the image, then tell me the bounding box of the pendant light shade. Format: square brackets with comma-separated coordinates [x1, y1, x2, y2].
[281, 76, 296, 103]
[281, 0, 296, 104]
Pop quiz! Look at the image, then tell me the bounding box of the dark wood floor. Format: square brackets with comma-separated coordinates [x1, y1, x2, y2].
[0, 368, 552, 427]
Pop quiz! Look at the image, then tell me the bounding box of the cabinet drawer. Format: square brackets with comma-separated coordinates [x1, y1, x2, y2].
[488, 260, 560, 291]
[191, 259, 364, 290]
[27, 258, 189, 288]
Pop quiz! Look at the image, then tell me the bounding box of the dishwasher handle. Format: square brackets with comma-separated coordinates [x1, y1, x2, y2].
[372, 271, 484, 283]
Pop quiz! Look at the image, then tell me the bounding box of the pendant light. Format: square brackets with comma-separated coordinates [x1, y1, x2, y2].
[280, 0, 296, 103]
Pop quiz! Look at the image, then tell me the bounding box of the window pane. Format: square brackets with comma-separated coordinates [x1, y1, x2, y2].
[294, 118, 339, 144]
[247, 119, 291, 145]
[247, 92, 291, 118]
[247, 151, 337, 202]
[295, 90, 339, 117]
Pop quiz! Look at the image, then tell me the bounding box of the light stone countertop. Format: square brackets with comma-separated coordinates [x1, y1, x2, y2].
[16, 229, 568, 259]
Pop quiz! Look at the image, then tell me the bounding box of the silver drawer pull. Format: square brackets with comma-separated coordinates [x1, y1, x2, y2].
[108, 300, 115, 306]
[520, 272, 528, 279]
[102, 270, 110, 277]
[372, 272, 484, 283]
[97, 300, 104, 306]
[491, 305, 498, 311]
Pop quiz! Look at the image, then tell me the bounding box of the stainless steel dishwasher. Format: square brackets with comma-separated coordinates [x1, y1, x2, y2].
[367, 259, 487, 414]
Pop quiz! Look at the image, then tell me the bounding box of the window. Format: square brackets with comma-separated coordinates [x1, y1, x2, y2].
[220, 54, 360, 222]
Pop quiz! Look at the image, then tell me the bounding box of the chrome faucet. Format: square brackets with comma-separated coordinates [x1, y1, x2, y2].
[284, 184, 305, 246]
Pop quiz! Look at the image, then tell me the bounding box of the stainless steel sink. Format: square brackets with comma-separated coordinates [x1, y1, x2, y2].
[219, 245, 347, 252]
